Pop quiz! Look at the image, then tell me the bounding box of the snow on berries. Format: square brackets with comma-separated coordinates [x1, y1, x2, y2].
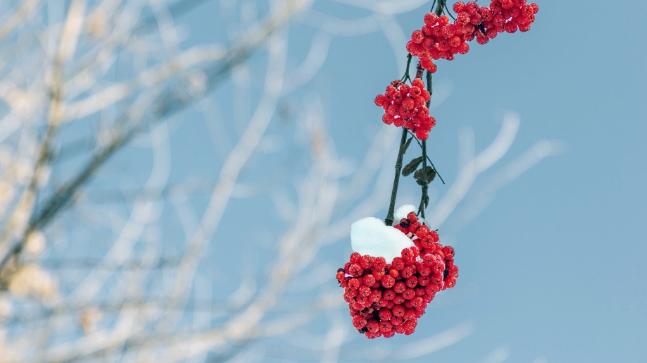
[337, 212, 458, 338]
[374, 78, 436, 140]
[351, 217, 414, 262]
[407, 0, 539, 73]
[394, 204, 417, 221]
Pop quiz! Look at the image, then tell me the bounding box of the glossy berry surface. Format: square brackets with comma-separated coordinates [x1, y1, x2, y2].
[374, 78, 436, 140]
[407, 0, 539, 72]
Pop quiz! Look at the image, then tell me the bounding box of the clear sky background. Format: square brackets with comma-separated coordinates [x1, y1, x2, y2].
[111, 1, 647, 362]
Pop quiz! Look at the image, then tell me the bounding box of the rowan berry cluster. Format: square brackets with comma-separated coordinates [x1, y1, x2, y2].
[395, 213, 458, 289]
[374, 79, 436, 140]
[336, 213, 458, 338]
[407, 0, 539, 72]
[349, 0, 537, 339]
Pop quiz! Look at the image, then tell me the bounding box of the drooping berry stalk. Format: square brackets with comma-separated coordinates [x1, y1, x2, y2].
[419, 64, 434, 218]
[418, 142, 429, 217]
[384, 0, 446, 225]
[383, 0, 538, 223]
[384, 128, 409, 226]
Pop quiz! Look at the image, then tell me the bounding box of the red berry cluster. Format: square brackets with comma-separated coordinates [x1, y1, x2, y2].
[374, 78, 436, 140]
[407, 0, 539, 73]
[336, 213, 458, 338]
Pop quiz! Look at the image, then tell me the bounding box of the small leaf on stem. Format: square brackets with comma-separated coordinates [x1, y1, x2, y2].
[414, 166, 436, 185]
[402, 156, 424, 176]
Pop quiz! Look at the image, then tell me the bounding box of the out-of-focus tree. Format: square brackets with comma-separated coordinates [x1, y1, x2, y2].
[0, 1, 558, 362]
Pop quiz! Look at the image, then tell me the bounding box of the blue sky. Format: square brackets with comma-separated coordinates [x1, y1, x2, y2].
[94, 1, 647, 361]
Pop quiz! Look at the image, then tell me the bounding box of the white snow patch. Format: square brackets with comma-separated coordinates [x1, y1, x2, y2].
[351, 217, 414, 262]
[394, 204, 416, 222]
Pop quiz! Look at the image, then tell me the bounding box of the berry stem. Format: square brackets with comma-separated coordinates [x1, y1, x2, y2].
[384, 127, 409, 226]
[416, 62, 424, 79]
[407, 129, 446, 184]
[416, 0, 445, 218]
[401, 54, 413, 82]
[418, 139, 429, 218]
[444, 2, 456, 20]
[386, 0, 446, 226]
[417, 0, 444, 217]
[434, 0, 447, 16]
[418, 71, 433, 218]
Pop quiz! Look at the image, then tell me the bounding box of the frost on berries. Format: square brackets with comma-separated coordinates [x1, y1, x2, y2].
[337, 213, 458, 338]
[395, 204, 417, 221]
[407, 0, 539, 73]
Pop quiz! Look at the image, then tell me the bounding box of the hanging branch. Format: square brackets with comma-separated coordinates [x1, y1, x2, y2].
[384, 128, 409, 226]
[416, 0, 446, 218]
[384, 0, 447, 225]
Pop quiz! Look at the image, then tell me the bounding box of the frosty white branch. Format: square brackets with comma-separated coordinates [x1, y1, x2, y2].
[0, 0, 311, 280]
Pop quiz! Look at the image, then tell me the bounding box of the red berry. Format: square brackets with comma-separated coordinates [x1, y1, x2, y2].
[348, 263, 362, 276]
[348, 278, 360, 290]
[381, 275, 396, 289]
[394, 281, 406, 294]
[392, 305, 405, 318]
[379, 309, 392, 321]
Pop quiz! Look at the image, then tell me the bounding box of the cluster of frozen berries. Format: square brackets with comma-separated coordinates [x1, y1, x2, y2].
[395, 213, 459, 290]
[374, 78, 436, 140]
[407, 0, 539, 72]
[336, 213, 458, 338]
